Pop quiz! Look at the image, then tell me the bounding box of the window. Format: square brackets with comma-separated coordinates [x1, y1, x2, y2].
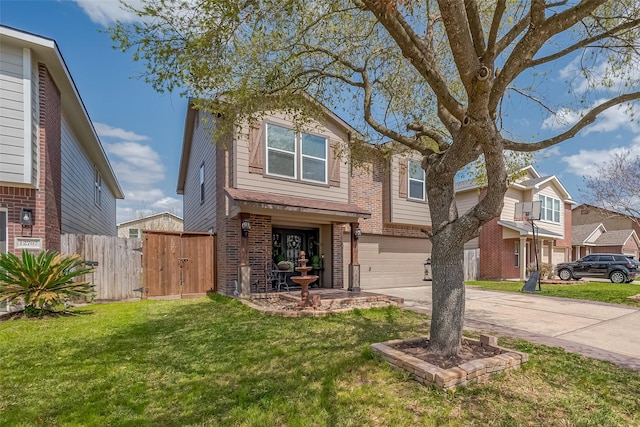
[539, 194, 560, 223]
[129, 228, 141, 238]
[514, 241, 520, 267]
[94, 167, 102, 207]
[266, 123, 327, 183]
[408, 161, 425, 200]
[199, 163, 205, 204]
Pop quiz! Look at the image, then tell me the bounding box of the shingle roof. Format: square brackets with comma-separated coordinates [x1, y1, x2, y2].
[518, 176, 552, 188]
[571, 223, 604, 246]
[594, 229, 636, 246]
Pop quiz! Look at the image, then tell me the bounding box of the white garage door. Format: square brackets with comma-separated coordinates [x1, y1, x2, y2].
[552, 247, 566, 265]
[343, 234, 431, 290]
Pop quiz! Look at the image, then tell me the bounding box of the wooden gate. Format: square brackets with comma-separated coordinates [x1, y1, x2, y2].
[143, 231, 216, 298]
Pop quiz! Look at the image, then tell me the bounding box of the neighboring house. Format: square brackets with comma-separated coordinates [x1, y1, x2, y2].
[572, 223, 640, 259]
[456, 166, 575, 280]
[0, 26, 123, 255]
[177, 101, 431, 294]
[117, 212, 183, 238]
[572, 223, 607, 259]
[572, 204, 640, 237]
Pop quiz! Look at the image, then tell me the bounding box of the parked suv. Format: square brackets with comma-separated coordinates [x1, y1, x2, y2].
[556, 254, 638, 283]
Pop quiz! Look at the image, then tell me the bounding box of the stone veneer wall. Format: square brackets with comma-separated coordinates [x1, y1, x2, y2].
[371, 334, 528, 390]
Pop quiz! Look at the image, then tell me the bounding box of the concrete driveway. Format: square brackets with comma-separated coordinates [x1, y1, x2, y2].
[372, 284, 640, 371]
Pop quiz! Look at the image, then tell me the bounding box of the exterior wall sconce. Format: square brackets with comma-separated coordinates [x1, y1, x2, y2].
[354, 227, 362, 240]
[20, 208, 34, 226]
[241, 218, 251, 237]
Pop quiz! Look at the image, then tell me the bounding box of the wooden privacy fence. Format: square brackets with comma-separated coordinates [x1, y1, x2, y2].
[61, 234, 143, 301]
[143, 231, 216, 298]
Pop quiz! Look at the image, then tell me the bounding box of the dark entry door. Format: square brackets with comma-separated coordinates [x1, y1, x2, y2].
[272, 227, 320, 263]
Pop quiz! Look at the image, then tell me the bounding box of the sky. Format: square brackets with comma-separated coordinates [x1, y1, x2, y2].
[1, 0, 639, 223]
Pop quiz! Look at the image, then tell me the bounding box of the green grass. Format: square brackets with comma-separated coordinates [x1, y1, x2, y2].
[467, 280, 640, 306]
[1, 295, 639, 426]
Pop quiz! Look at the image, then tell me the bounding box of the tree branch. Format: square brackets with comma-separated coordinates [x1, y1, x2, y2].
[485, 0, 506, 60]
[465, 0, 486, 58]
[504, 92, 640, 152]
[360, 0, 466, 120]
[361, 69, 434, 155]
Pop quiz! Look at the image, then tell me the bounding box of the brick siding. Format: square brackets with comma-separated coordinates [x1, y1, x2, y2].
[1, 64, 61, 255]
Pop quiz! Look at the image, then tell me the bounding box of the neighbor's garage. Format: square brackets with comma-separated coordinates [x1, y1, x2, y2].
[344, 234, 431, 289]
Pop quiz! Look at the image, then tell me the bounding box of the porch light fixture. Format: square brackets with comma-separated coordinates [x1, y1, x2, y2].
[354, 227, 362, 240]
[241, 218, 251, 236]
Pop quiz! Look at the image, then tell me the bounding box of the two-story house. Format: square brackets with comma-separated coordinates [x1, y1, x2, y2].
[0, 26, 123, 255]
[456, 166, 575, 280]
[178, 102, 369, 294]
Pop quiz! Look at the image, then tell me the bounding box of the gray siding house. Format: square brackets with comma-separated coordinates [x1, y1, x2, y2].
[0, 25, 123, 254]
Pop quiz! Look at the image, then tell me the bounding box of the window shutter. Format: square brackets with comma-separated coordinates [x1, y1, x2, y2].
[248, 122, 264, 174]
[329, 140, 341, 187]
[398, 160, 407, 198]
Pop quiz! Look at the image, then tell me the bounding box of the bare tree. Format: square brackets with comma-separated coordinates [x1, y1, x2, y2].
[111, 0, 640, 356]
[583, 150, 640, 228]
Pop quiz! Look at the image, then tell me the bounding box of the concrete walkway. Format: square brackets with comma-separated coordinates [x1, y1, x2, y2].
[372, 284, 640, 371]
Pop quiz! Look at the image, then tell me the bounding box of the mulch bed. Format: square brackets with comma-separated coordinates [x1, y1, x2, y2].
[393, 338, 501, 369]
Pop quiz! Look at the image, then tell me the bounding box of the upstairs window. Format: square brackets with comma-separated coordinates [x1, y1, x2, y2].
[539, 194, 560, 223]
[266, 123, 327, 184]
[94, 167, 102, 207]
[408, 161, 425, 200]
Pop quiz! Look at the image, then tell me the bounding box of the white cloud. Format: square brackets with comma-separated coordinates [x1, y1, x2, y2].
[74, 0, 143, 26]
[542, 100, 640, 134]
[95, 122, 148, 141]
[558, 54, 640, 95]
[561, 144, 640, 178]
[99, 123, 182, 223]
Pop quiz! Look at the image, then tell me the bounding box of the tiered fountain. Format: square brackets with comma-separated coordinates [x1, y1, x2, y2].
[290, 250, 319, 308]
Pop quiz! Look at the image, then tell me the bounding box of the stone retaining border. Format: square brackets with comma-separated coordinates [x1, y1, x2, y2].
[239, 293, 402, 318]
[371, 334, 528, 390]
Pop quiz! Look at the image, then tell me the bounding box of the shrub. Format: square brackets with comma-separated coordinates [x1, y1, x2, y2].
[0, 250, 95, 312]
[526, 262, 554, 279]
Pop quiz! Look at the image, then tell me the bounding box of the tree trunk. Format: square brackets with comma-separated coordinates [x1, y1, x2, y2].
[429, 232, 466, 355]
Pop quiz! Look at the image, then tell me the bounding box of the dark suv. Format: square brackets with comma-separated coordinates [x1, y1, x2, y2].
[556, 254, 638, 283]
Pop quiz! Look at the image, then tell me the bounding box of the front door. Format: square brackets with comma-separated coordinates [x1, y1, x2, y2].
[272, 227, 320, 264]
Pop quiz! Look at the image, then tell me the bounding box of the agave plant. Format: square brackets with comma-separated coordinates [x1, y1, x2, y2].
[0, 250, 95, 312]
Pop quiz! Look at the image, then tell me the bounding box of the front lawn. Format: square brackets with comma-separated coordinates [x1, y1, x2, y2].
[1, 295, 639, 426]
[467, 280, 640, 306]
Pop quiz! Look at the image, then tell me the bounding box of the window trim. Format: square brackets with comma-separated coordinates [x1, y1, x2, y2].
[514, 241, 520, 267]
[94, 166, 102, 208]
[538, 194, 560, 223]
[129, 228, 141, 238]
[407, 160, 426, 201]
[265, 122, 328, 185]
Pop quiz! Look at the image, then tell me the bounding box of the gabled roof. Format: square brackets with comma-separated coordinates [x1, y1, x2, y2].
[454, 165, 575, 203]
[594, 229, 640, 247]
[117, 211, 183, 227]
[572, 223, 606, 246]
[0, 25, 123, 199]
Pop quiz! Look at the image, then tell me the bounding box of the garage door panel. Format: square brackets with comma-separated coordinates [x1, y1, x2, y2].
[344, 235, 430, 289]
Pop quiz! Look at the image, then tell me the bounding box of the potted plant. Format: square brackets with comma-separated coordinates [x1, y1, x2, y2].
[277, 260, 293, 271]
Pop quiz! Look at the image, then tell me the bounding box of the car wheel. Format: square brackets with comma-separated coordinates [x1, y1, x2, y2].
[610, 271, 626, 284]
[558, 268, 573, 281]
